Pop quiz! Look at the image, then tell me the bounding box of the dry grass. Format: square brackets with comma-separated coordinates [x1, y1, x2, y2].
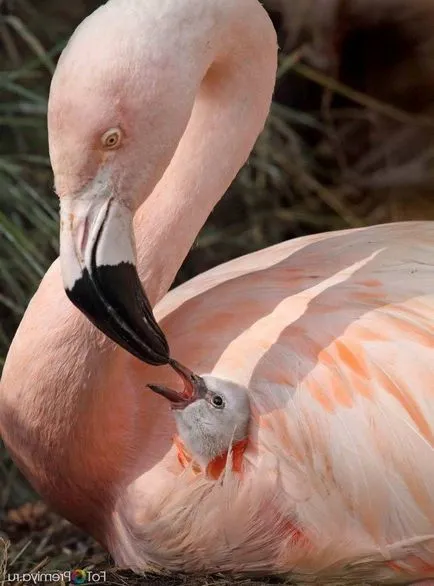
[1, 0, 434, 583]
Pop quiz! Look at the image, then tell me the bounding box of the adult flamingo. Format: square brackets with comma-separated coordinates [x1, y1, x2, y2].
[2, 0, 434, 582]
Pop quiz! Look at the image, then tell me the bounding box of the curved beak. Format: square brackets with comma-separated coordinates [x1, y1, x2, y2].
[148, 360, 207, 409]
[59, 192, 169, 365]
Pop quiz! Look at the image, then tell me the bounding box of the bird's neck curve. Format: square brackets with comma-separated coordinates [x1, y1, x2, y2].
[133, 0, 277, 305]
[0, 0, 277, 543]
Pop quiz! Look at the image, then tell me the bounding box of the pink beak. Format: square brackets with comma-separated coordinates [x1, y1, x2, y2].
[148, 359, 207, 409]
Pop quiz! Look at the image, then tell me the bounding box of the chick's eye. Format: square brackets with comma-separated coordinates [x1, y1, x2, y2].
[211, 394, 225, 409]
[101, 128, 122, 150]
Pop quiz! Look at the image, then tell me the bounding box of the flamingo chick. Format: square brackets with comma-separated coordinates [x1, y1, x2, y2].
[149, 375, 251, 474]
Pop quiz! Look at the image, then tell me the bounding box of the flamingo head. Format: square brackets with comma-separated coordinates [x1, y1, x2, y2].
[149, 374, 251, 473]
[47, 1, 198, 366]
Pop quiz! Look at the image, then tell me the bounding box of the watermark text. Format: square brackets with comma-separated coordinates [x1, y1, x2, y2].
[4, 568, 107, 584]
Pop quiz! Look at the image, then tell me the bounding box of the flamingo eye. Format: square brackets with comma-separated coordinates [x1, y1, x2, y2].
[211, 394, 225, 409]
[101, 128, 122, 150]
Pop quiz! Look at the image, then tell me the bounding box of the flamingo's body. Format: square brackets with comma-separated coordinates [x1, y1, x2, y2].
[1, 0, 434, 582]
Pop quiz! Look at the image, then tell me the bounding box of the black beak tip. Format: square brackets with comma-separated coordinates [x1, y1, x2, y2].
[65, 262, 170, 367]
[148, 384, 162, 394]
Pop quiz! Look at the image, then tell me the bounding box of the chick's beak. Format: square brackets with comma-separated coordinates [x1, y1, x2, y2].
[148, 360, 207, 409]
[59, 192, 169, 366]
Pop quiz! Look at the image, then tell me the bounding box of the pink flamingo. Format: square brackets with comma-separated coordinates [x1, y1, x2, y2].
[2, 0, 434, 582]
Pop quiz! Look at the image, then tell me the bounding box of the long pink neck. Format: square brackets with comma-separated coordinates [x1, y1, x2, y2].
[0, 0, 276, 542]
[133, 1, 277, 305]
